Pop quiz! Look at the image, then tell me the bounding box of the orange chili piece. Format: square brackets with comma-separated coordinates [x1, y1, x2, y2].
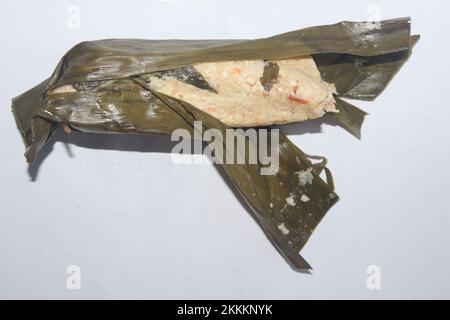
[288, 94, 309, 105]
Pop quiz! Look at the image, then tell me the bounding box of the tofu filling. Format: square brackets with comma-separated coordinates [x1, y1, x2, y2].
[148, 56, 337, 127]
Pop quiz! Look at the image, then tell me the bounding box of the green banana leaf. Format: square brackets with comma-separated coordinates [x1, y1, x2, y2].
[12, 18, 417, 271]
[315, 34, 419, 137]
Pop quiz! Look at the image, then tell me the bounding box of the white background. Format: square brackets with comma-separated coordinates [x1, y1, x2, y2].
[1, 0, 449, 299]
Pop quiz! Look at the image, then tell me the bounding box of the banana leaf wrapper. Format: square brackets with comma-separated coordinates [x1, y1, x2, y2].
[12, 18, 417, 271]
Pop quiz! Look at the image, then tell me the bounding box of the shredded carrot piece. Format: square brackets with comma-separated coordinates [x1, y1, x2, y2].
[288, 95, 309, 105]
[232, 67, 242, 74]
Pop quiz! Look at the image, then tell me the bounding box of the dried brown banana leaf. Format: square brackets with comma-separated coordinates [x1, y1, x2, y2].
[12, 18, 417, 271]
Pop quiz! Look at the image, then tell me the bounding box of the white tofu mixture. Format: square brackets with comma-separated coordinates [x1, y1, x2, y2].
[148, 56, 337, 127]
